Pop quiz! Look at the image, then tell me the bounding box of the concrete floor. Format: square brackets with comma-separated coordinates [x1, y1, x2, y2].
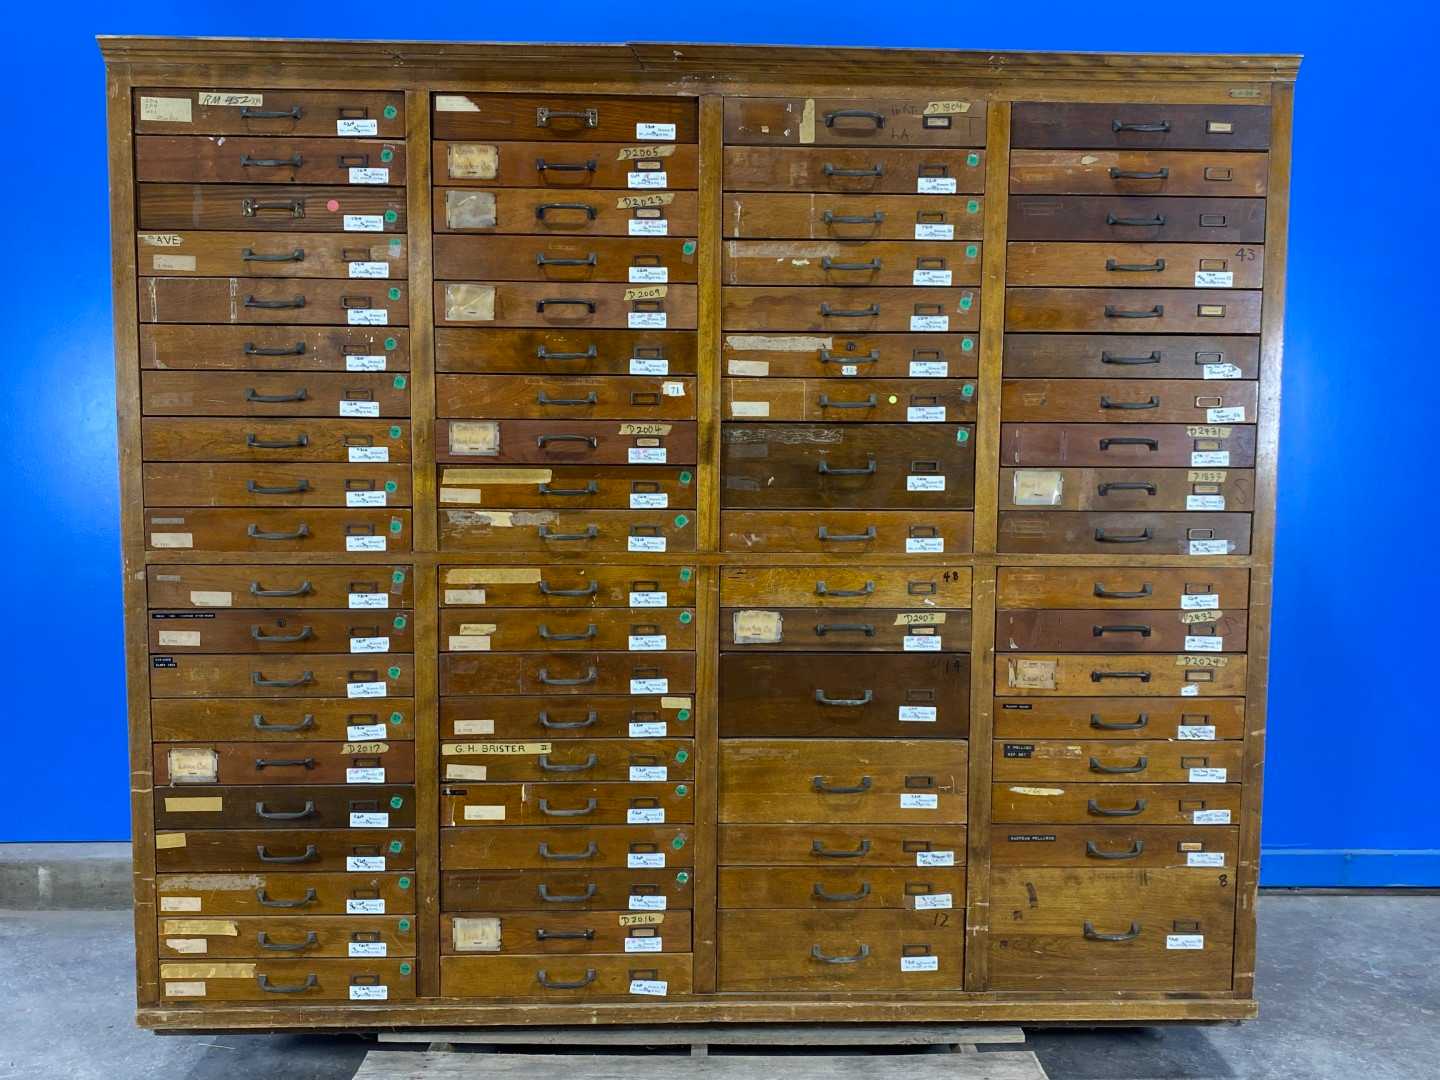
[1, 895, 1435, 1080]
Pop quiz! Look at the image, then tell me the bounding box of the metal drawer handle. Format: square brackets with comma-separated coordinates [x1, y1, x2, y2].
[536, 929, 596, 942]
[537, 883, 598, 903]
[1100, 395, 1160, 410]
[1090, 713, 1149, 731]
[1090, 670, 1152, 682]
[822, 210, 885, 225]
[817, 456, 876, 476]
[245, 341, 307, 355]
[821, 257, 882, 271]
[246, 433, 309, 449]
[536, 968, 598, 990]
[820, 303, 880, 318]
[536, 157, 598, 173]
[538, 798, 598, 818]
[1087, 799, 1148, 818]
[1093, 582, 1152, 598]
[246, 479, 310, 495]
[256, 973, 319, 994]
[817, 526, 877, 542]
[240, 105, 302, 120]
[814, 689, 873, 707]
[538, 711, 598, 730]
[538, 482, 599, 496]
[823, 163, 884, 177]
[250, 580, 312, 597]
[254, 757, 316, 770]
[1093, 624, 1151, 637]
[240, 153, 302, 168]
[819, 349, 879, 365]
[538, 841, 600, 861]
[1109, 167, 1170, 180]
[1097, 482, 1156, 496]
[254, 800, 316, 821]
[538, 579, 599, 597]
[1105, 305, 1165, 319]
[252, 713, 315, 733]
[825, 109, 886, 129]
[242, 248, 305, 263]
[1089, 756, 1149, 774]
[814, 623, 876, 637]
[538, 525, 598, 541]
[538, 623, 598, 642]
[536, 107, 598, 128]
[1099, 437, 1158, 451]
[250, 625, 314, 643]
[538, 753, 599, 773]
[1086, 840, 1146, 860]
[817, 393, 877, 409]
[536, 252, 598, 267]
[1106, 258, 1166, 272]
[242, 199, 305, 219]
[251, 670, 314, 688]
[1105, 214, 1166, 228]
[1101, 351, 1161, 366]
[245, 386, 308, 402]
[813, 775, 872, 795]
[256, 931, 318, 952]
[812, 839, 871, 858]
[1083, 920, 1143, 942]
[1112, 119, 1171, 132]
[255, 887, 316, 908]
[537, 345, 598, 361]
[537, 667, 598, 687]
[811, 943, 871, 964]
[255, 843, 319, 864]
[535, 203, 598, 221]
[536, 298, 597, 313]
[813, 882, 872, 902]
[247, 523, 310, 541]
[537, 391, 599, 406]
[537, 434, 598, 448]
[815, 580, 874, 597]
[1094, 527, 1154, 544]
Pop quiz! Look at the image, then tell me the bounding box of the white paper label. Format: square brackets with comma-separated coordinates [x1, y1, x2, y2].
[349, 446, 390, 463]
[899, 705, 938, 723]
[630, 766, 668, 781]
[906, 475, 947, 492]
[627, 807, 666, 824]
[349, 984, 388, 1000]
[629, 591, 668, 607]
[627, 852, 666, 869]
[1177, 725, 1217, 741]
[907, 406, 946, 422]
[347, 535, 388, 552]
[1195, 271, 1234, 288]
[917, 177, 958, 194]
[629, 219, 669, 236]
[1203, 363, 1243, 380]
[1187, 495, 1226, 510]
[349, 812, 390, 829]
[350, 636, 391, 654]
[1191, 451, 1230, 467]
[349, 592, 389, 609]
[912, 269, 953, 286]
[1167, 934, 1205, 950]
[347, 681, 387, 698]
[910, 315, 949, 332]
[915, 223, 954, 240]
[348, 941, 388, 957]
[348, 261, 391, 279]
[340, 400, 381, 417]
[630, 355, 668, 373]
[346, 490, 388, 508]
[901, 956, 940, 972]
[631, 678, 669, 694]
[1181, 684, 1201, 696]
[1190, 767, 1228, 783]
[628, 171, 669, 188]
[349, 167, 390, 185]
[346, 355, 388, 372]
[916, 850, 955, 867]
[628, 535, 667, 552]
[1187, 851, 1226, 867]
[337, 119, 378, 136]
[622, 936, 664, 955]
[628, 447, 668, 464]
[629, 722, 668, 739]
[629, 895, 667, 911]
[629, 311, 668, 329]
[1194, 809, 1232, 824]
[347, 899, 385, 914]
[628, 635, 668, 651]
[346, 309, 389, 327]
[629, 978, 668, 996]
[1207, 407, 1246, 423]
[343, 214, 384, 232]
[914, 893, 953, 910]
[1185, 635, 1223, 652]
[348, 723, 387, 740]
[622, 492, 668, 511]
[347, 767, 386, 784]
[909, 361, 948, 377]
[1181, 593, 1220, 610]
[1189, 539, 1230, 556]
[901, 793, 939, 810]
[347, 856, 385, 871]
[904, 635, 942, 652]
[906, 537, 944, 553]
[636, 122, 677, 140]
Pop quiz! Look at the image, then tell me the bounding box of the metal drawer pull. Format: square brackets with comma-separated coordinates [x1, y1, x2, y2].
[1086, 840, 1146, 861]
[817, 456, 876, 476]
[1090, 670, 1152, 682]
[1093, 625, 1151, 638]
[1093, 582, 1152, 599]
[819, 349, 879, 364]
[825, 109, 886, 129]
[255, 800, 317, 821]
[246, 479, 311, 495]
[255, 844, 319, 863]
[538, 753, 599, 773]
[817, 526, 877, 542]
[538, 841, 600, 861]
[536, 928, 596, 941]
[1089, 756, 1149, 774]
[813, 882, 872, 902]
[536, 107, 598, 128]
[814, 623, 876, 637]
[240, 153, 302, 168]
[538, 482, 599, 496]
[240, 105, 302, 120]
[252, 713, 315, 732]
[1083, 920, 1142, 942]
[538, 798, 598, 817]
[537, 434, 597, 448]
[538, 623, 598, 642]
[251, 670, 314, 688]
[1106, 258, 1166, 272]
[250, 625, 315, 643]
[245, 386, 308, 402]
[537, 883, 598, 903]
[537, 667, 598, 687]
[822, 210, 885, 225]
[242, 199, 304, 218]
[537, 157, 597, 173]
[257, 974, 319, 994]
[538, 391, 599, 406]
[250, 580, 312, 597]
[247, 523, 311, 541]
[1094, 527, 1154, 543]
[536, 298, 597, 313]
[255, 887, 316, 908]
[811, 943, 871, 964]
[1100, 395, 1160, 410]
[815, 580, 874, 597]
[1112, 119, 1171, 132]
[1097, 482, 1156, 496]
[246, 434, 309, 449]
[818, 393, 878, 409]
[537, 345, 598, 361]
[536, 252, 598, 267]
[536, 968, 598, 990]
[538, 711, 598, 730]
[813, 775, 872, 795]
[254, 757, 317, 770]
[1105, 304, 1165, 319]
[1090, 713, 1149, 731]
[256, 931, 318, 952]
[1087, 799, 1148, 817]
[1101, 350, 1161, 366]
[821, 257, 882, 271]
[812, 839, 871, 858]
[242, 248, 305, 263]
[823, 163, 884, 177]
[538, 579, 598, 597]
[1105, 214, 1166, 228]
[1109, 167, 1170, 179]
[535, 202, 597, 221]
[1099, 437, 1158, 451]
[814, 689, 873, 707]
[820, 303, 881, 318]
[538, 525, 598, 541]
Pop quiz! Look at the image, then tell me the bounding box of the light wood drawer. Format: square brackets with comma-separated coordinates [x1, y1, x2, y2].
[725, 97, 985, 147]
[441, 869, 693, 912]
[440, 652, 695, 697]
[991, 825, 1240, 870]
[439, 739, 693, 785]
[440, 954, 692, 1000]
[438, 564, 697, 609]
[992, 782, 1243, 826]
[720, 867, 965, 910]
[154, 828, 414, 873]
[993, 740, 1244, 784]
[440, 911, 693, 954]
[993, 697, 1245, 742]
[134, 89, 406, 137]
[437, 328, 696, 376]
[720, 824, 965, 866]
[155, 871, 415, 916]
[139, 184, 405, 233]
[723, 331, 978, 379]
[154, 784, 416, 830]
[136, 232, 408, 279]
[441, 825, 695, 870]
[721, 565, 971, 608]
[996, 653, 1248, 697]
[146, 563, 415, 609]
[440, 696, 694, 742]
[725, 146, 984, 193]
[1009, 149, 1269, 196]
[157, 915, 415, 959]
[433, 140, 699, 188]
[442, 783, 693, 827]
[143, 508, 411, 554]
[432, 94, 698, 143]
[721, 511, 974, 555]
[135, 135, 405, 184]
[438, 374, 695, 419]
[724, 378, 977, 422]
[151, 698, 416, 743]
[159, 958, 415, 1002]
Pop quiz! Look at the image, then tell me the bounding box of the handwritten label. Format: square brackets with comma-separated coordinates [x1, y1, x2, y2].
[903, 634, 942, 652]
[346, 856, 385, 872]
[198, 92, 263, 107]
[636, 123, 677, 140]
[901, 955, 940, 971]
[630, 354, 669, 373]
[628, 447, 668, 465]
[627, 852, 666, 869]
[631, 678, 669, 694]
[628, 895, 668, 911]
[348, 592, 389, 609]
[1177, 724, 1217, 740]
[912, 269, 953, 286]
[347, 767, 385, 784]
[1195, 271, 1234, 288]
[628, 267, 669, 284]
[915, 223, 954, 240]
[347, 899, 385, 914]
[628, 635, 668, 651]
[1190, 767, 1228, 783]
[1187, 495, 1226, 510]
[628, 171, 668, 188]
[917, 177, 957, 194]
[628, 535, 667, 552]
[349, 167, 390, 185]
[629, 219, 669, 236]
[907, 406, 946, 422]
[1187, 851, 1226, 867]
[629, 978, 668, 995]
[349, 984, 388, 999]
[630, 766, 668, 781]
[1189, 539, 1230, 556]
[1181, 593, 1220, 610]
[899, 705, 938, 723]
[337, 119, 378, 136]
[349, 446, 390, 463]
[1167, 934, 1205, 950]
[347, 681, 388, 698]
[916, 850, 955, 867]
[1191, 451, 1230, 467]
[629, 492, 669, 509]
[627, 807, 666, 824]
[1203, 363, 1243, 380]
[910, 315, 949, 332]
[1194, 809, 1232, 824]
[629, 591, 667, 607]
[343, 214, 384, 232]
[346, 309, 389, 327]
[346, 535, 387, 552]
[1207, 406, 1246, 423]
[905, 537, 944, 554]
[350, 636, 391, 654]
[900, 793, 939, 810]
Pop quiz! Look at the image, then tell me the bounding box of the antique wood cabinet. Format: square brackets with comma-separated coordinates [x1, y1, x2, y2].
[101, 36, 1297, 1030]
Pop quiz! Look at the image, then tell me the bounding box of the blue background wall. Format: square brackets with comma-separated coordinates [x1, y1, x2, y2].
[7, 2, 1437, 885]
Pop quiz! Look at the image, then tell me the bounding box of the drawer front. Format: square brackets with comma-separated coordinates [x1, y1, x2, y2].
[724, 194, 984, 241]
[441, 739, 693, 784]
[438, 420, 697, 466]
[725, 287, 979, 333]
[719, 867, 965, 910]
[996, 654, 1248, 697]
[146, 564, 415, 610]
[720, 824, 965, 866]
[148, 608, 415, 653]
[438, 375, 695, 419]
[152, 698, 416, 742]
[725, 146, 985, 193]
[138, 232, 409, 280]
[1003, 333, 1259, 380]
[1006, 242, 1264, 288]
[1011, 103, 1271, 150]
[157, 915, 415, 959]
[139, 184, 406, 233]
[441, 607, 694, 652]
[440, 509, 696, 555]
[155, 741, 415, 786]
[144, 509, 411, 554]
[439, 564, 698, 609]
[435, 140, 698, 189]
[1001, 423, 1258, 468]
[441, 911, 694, 954]
[719, 910, 963, 991]
[442, 868, 694, 912]
[996, 609, 1247, 653]
[435, 235, 699, 283]
[441, 697, 694, 742]
[721, 565, 972, 608]
[723, 331, 979, 380]
[156, 871, 416, 916]
[999, 467, 1256, 513]
[149, 653, 416, 699]
[436, 188, 699, 236]
[155, 828, 415, 873]
[724, 378, 977, 422]
[439, 466, 697, 511]
[155, 784, 417, 830]
[988, 866, 1236, 991]
[1003, 379, 1259, 425]
[441, 825, 695, 870]
[140, 278, 410, 327]
[994, 698, 1246, 741]
[720, 739, 967, 824]
[442, 782, 694, 827]
[721, 608, 970, 652]
[135, 89, 406, 137]
[1008, 196, 1266, 243]
[725, 97, 985, 147]
[159, 958, 416, 1002]
[144, 462, 413, 508]
[143, 418, 411, 463]
[996, 567, 1249, 610]
[992, 826, 1240, 870]
[1008, 149, 1269, 196]
[432, 94, 699, 143]
[993, 740, 1244, 783]
[440, 954, 693, 1000]
[992, 782, 1243, 826]
[1006, 288, 1262, 334]
[721, 511, 974, 555]
[437, 282, 699, 330]
[437, 328, 697, 376]
[440, 652, 696, 696]
[723, 241, 981, 287]
[997, 511, 1252, 556]
[135, 136, 405, 184]
[141, 372, 410, 416]
[140, 325, 409, 372]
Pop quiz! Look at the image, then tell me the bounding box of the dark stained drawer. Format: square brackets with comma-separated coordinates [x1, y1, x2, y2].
[1003, 334, 1259, 380]
[721, 608, 970, 652]
[1011, 103, 1271, 150]
[725, 286, 979, 334]
[440, 911, 694, 955]
[134, 89, 406, 137]
[437, 328, 698, 376]
[437, 374, 695, 420]
[723, 331, 979, 379]
[994, 697, 1246, 742]
[139, 184, 405, 233]
[441, 868, 694, 912]
[159, 957, 416, 1002]
[724, 378, 976, 423]
[441, 738, 693, 785]
[432, 93, 698, 143]
[720, 824, 965, 866]
[724, 194, 984, 241]
[725, 146, 985, 193]
[1008, 196, 1265, 243]
[143, 508, 410, 554]
[142, 418, 411, 463]
[993, 740, 1244, 784]
[1001, 423, 1258, 469]
[725, 96, 985, 147]
[154, 828, 414, 873]
[435, 235, 699, 283]
[442, 782, 694, 827]
[998, 466, 1257, 513]
[155, 784, 416, 830]
[141, 372, 410, 416]
[144, 462, 413, 508]
[146, 564, 415, 610]
[440, 606, 694, 652]
[441, 825, 694, 870]
[441, 696, 694, 742]
[135, 136, 405, 184]
[434, 140, 700, 189]
[995, 653, 1249, 697]
[720, 565, 972, 608]
[440, 954, 692, 1000]
[137, 232, 409, 280]
[437, 420, 697, 466]
[148, 653, 416, 699]
[1002, 379, 1257, 424]
[154, 741, 415, 786]
[723, 240, 981, 287]
[438, 564, 698, 609]
[152, 698, 416, 743]
[721, 511, 974, 555]
[139, 278, 410, 327]
[156, 870, 416, 917]
[157, 914, 415, 959]
[991, 826, 1239, 870]
[1008, 149, 1269, 196]
[992, 782, 1242, 826]
[436, 188, 699, 236]
[438, 465, 697, 511]
[1006, 242, 1264, 288]
[996, 608, 1247, 652]
[437, 282, 698, 330]
[995, 567, 1250, 610]
[440, 509, 696, 555]
[147, 607, 414, 654]
[1006, 288, 1261, 334]
[440, 651, 695, 697]
[719, 867, 965, 911]
[997, 510, 1252, 556]
[140, 325, 409, 372]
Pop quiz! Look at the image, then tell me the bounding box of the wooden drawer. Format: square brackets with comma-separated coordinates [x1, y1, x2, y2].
[440, 652, 695, 696]
[1008, 196, 1265, 243]
[723, 424, 975, 510]
[996, 653, 1248, 697]
[441, 739, 693, 784]
[140, 325, 408, 372]
[441, 912, 693, 955]
[720, 868, 964, 911]
[442, 783, 694, 827]
[1007, 242, 1264, 288]
[440, 954, 692, 1000]
[442, 869, 694, 912]
[134, 89, 406, 137]
[442, 825, 695, 870]
[1003, 379, 1257, 424]
[720, 739, 967, 824]
[437, 282, 698, 331]
[155, 784, 416, 830]
[725, 146, 985, 193]
[437, 328, 697, 376]
[1006, 288, 1261, 334]
[440, 509, 696, 555]
[141, 372, 409, 416]
[719, 910, 962, 991]
[721, 653, 969, 739]
[433, 93, 698, 143]
[1011, 102, 1271, 150]
[144, 462, 412, 508]
[997, 567, 1249, 610]
[992, 826, 1239, 870]
[147, 564, 414, 610]
[438, 420, 696, 466]
[999, 467, 1256, 513]
[434, 141, 699, 188]
[149, 653, 415, 699]
[143, 418, 411, 463]
[441, 697, 694, 742]
[436, 188, 699, 236]
[1001, 423, 1258, 468]
[159, 958, 415, 1002]
[156, 871, 416, 916]
[439, 564, 697, 609]
[724, 378, 977, 422]
[721, 608, 970, 652]
[725, 97, 985, 147]
[1003, 334, 1259, 380]
[721, 565, 971, 608]
[994, 698, 1245, 742]
[723, 331, 979, 379]
[138, 232, 409, 280]
[147, 608, 415, 654]
[154, 829, 414, 873]
[139, 278, 410, 327]
[993, 740, 1244, 783]
[435, 235, 698, 284]
[720, 824, 965, 866]
[440, 607, 694, 653]
[996, 609, 1246, 653]
[152, 698, 416, 743]
[138, 184, 405, 232]
[997, 510, 1252, 556]
[988, 866, 1235, 991]
[1009, 149, 1269, 196]
[721, 511, 974, 555]
[438, 375, 695, 419]
[992, 782, 1242, 826]
[135, 136, 405, 184]
[724, 287, 979, 333]
[155, 741, 415, 786]
[439, 466, 697, 511]
[723, 194, 984, 240]
[723, 241, 981, 287]
[157, 915, 415, 959]
[143, 508, 410, 554]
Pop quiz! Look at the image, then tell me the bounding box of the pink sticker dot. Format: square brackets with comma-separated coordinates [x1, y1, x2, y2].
[326, 199, 340, 212]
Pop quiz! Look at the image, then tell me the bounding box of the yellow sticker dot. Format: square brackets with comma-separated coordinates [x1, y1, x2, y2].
[888, 394, 898, 404]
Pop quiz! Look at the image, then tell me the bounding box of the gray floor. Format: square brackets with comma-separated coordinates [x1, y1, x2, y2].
[1, 895, 1435, 1080]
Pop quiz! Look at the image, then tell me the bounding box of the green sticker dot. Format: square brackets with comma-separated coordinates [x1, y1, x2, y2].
[961, 337, 976, 352]
[959, 294, 974, 311]
[389, 840, 403, 853]
[682, 240, 697, 255]
[675, 784, 688, 796]
[384, 336, 398, 350]
[399, 961, 412, 976]
[679, 568, 692, 582]
[389, 711, 403, 725]
[389, 519, 403, 534]
[387, 287, 402, 301]
[384, 480, 398, 493]
[679, 610, 692, 624]
[671, 835, 686, 849]
[961, 383, 975, 398]
[398, 876, 412, 889]
[966, 152, 980, 167]
[674, 514, 689, 529]
[678, 470, 693, 485]
[676, 709, 691, 723]
[676, 871, 690, 884]
[388, 425, 402, 439]
[388, 665, 402, 678]
[392, 570, 406, 584]
[957, 429, 971, 443]
[398, 918, 411, 932]
[393, 374, 408, 390]
[383, 105, 398, 120]
[966, 199, 980, 214]
[965, 244, 979, 259]
[384, 209, 398, 223]
[390, 796, 404, 809]
[675, 749, 689, 764]
[380, 148, 395, 163]
[393, 615, 407, 629]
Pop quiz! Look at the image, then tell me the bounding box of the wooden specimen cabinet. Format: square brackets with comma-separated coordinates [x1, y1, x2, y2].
[100, 36, 1297, 1031]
